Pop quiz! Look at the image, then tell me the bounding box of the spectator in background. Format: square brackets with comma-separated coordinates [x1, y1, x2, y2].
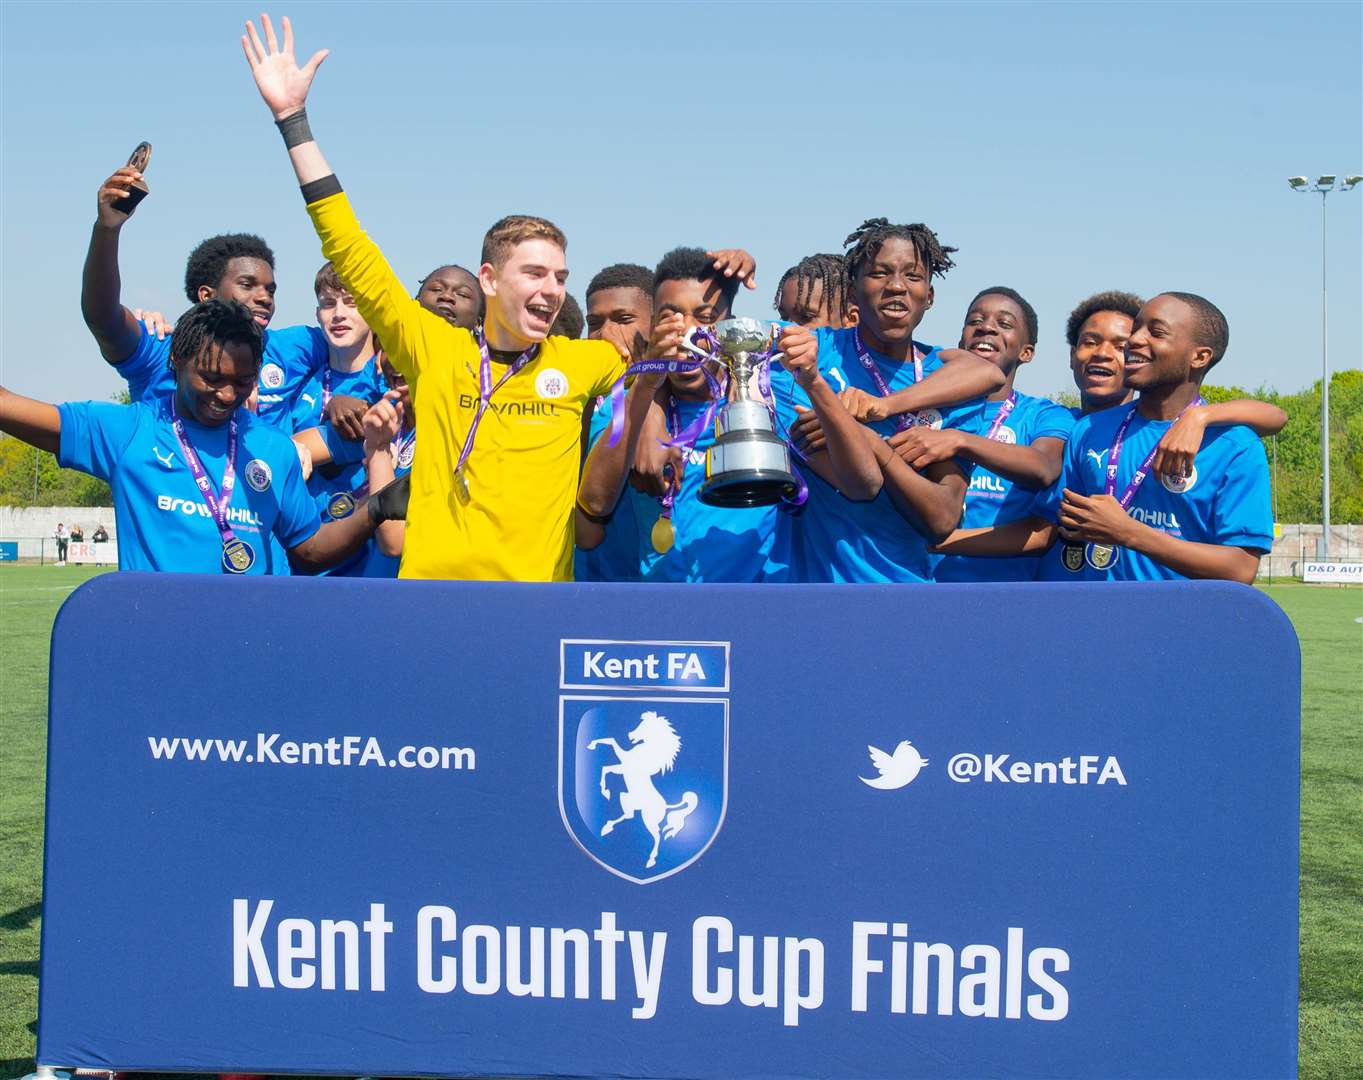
[54, 522, 68, 565]
[70, 523, 85, 543]
[93, 523, 109, 543]
[551, 293, 585, 339]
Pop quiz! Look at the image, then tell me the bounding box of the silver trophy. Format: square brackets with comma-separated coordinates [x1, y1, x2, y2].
[698, 318, 801, 507]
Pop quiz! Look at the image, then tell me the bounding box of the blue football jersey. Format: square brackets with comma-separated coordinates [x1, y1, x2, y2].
[578, 393, 780, 583]
[288, 358, 385, 434]
[57, 399, 319, 574]
[113, 322, 328, 427]
[1033, 404, 1273, 581]
[934, 392, 1075, 583]
[769, 326, 987, 583]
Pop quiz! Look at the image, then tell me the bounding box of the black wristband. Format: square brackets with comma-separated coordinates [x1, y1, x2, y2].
[300, 174, 344, 204]
[275, 108, 314, 149]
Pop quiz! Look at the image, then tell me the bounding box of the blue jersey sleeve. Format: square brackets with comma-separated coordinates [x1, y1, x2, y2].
[1210, 437, 1273, 552]
[112, 324, 172, 403]
[1033, 422, 1087, 524]
[1031, 399, 1077, 442]
[56, 401, 141, 481]
[321, 421, 367, 466]
[272, 447, 322, 550]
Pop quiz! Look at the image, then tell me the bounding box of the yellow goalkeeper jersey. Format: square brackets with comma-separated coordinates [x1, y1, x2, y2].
[307, 193, 625, 582]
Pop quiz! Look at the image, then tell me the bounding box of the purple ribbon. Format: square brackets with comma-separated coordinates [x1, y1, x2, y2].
[606, 326, 724, 448]
[852, 329, 926, 432]
[457, 332, 540, 478]
[986, 391, 1018, 441]
[1105, 397, 1205, 508]
[169, 401, 243, 553]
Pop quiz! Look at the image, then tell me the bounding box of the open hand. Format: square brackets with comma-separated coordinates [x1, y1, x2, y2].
[241, 14, 329, 120]
[706, 249, 757, 290]
[133, 309, 173, 340]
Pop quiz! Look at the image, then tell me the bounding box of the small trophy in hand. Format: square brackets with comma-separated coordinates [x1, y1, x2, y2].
[111, 141, 152, 214]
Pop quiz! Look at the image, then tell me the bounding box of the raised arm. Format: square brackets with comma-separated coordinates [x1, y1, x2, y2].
[578, 320, 670, 518]
[81, 168, 150, 364]
[779, 325, 882, 499]
[0, 386, 62, 455]
[241, 15, 429, 382]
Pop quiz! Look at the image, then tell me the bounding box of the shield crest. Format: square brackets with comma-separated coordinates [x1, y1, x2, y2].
[559, 696, 728, 885]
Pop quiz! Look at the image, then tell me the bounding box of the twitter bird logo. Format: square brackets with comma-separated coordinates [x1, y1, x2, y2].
[860, 741, 929, 790]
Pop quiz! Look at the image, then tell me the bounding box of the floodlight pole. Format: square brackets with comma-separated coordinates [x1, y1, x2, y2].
[1291, 175, 1358, 558]
[1318, 188, 1330, 558]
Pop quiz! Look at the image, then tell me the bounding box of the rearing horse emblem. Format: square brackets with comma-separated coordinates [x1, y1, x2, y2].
[560, 696, 728, 885]
[588, 711, 699, 869]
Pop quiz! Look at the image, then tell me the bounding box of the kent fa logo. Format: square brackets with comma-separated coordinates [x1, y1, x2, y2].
[559, 697, 728, 884]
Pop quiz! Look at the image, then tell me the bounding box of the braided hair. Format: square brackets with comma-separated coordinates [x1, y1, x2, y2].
[169, 299, 263, 370]
[842, 218, 957, 283]
[773, 253, 850, 323]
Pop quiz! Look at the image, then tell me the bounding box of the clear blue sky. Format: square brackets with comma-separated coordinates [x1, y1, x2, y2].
[2, 1, 1359, 404]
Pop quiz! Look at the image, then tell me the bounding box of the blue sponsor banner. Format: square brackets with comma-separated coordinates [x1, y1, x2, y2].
[0, 541, 17, 561]
[39, 577, 1298, 1079]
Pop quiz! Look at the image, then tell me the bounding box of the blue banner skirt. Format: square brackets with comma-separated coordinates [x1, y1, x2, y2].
[38, 576, 1299, 1079]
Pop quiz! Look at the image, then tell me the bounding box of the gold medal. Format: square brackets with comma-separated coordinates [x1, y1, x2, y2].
[456, 469, 470, 501]
[1061, 543, 1085, 573]
[651, 516, 675, 554]
[221, 538, 255, 574]
[327, 492, 356, 520]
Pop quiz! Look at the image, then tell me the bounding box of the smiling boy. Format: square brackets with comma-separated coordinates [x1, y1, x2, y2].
[83, 168, 329, 426]
[0, 301, 373, 574]
[923, 288, 1076, 582]
[1035, 292, 1273, 582]
[241, 15, 646, 581]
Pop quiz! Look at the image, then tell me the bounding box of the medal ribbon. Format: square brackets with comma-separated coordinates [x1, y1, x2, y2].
[985, 391, 1018, 441]
[606, 326, 722, 449]
[853, 329, 925, 433]
[169, 402, 244, 555]
[393, 427, 416, 468]
[456, 332, 541, 478]
[1105, 396, 1205, 508]
[321, 365, 332, 412]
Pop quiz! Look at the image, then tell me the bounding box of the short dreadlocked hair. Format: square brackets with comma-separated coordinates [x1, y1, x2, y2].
[774, 253, 850, 323]
[585, 263, 654, 302]
[169, 299, 263, 370]
[843, 218, 957, 283]
[1064, 290, 1143, 349]
[550, 293, 584, 339]
[969, 286, 1039, 346]
[1161, 291, 1230, 366]
[653, 247, 739, 313]
[183, 233, 275, 303]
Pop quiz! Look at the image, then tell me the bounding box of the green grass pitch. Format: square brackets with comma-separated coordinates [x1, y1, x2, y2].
[0, 565, 1359, 1079]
